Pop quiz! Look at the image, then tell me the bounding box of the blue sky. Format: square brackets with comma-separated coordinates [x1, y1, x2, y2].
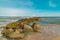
[0, 0, 60, 16]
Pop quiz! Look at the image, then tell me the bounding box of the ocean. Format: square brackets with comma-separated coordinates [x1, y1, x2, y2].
[39, 17, 60, 24]
[0, 16, 23, 26]
[0, 16, 60, 26]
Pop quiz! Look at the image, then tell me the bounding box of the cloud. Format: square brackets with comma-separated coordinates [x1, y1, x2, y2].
[0, 7, 40, 16]
[0, 7, 60, 17]
[49, 0, 57, 7]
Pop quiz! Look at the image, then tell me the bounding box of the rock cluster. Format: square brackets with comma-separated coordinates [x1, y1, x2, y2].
[1, 17, 40, 39]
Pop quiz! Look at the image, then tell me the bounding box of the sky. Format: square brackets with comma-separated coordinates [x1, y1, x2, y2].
[0, 0, 60, 17]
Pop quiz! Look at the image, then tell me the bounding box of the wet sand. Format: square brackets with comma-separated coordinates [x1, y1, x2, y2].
[0, 24, 60, 40]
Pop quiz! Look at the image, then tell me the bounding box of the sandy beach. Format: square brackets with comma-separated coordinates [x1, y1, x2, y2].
[24, 24, 60, 40]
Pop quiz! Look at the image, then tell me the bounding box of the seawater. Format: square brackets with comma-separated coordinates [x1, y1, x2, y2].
[0, 16, 22, 26]
[38, 17, 60, 24]
[0, 17, 60, 26]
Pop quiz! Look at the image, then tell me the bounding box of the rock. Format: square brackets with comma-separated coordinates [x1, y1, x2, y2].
[1, 17, 40, 39]
[1, 27, 14, 35]
[6, 22, 19, 28]
[2, 28, 24, 39]
[23, 24, 33, 31]
[32, 23, 40, 32]
[17, 17, 40, 24]
[7, 29, 24, 39]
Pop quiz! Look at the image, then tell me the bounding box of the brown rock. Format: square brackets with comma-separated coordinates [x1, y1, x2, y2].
[32, 23, 40, 32]
[23, 24, 33, 31]
[7, 29, 24, 39]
